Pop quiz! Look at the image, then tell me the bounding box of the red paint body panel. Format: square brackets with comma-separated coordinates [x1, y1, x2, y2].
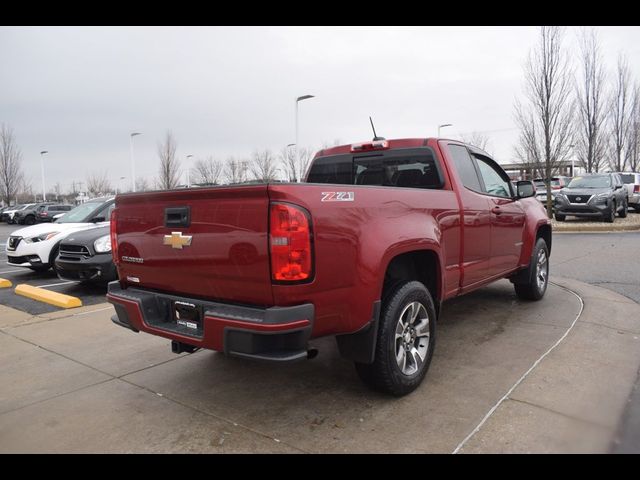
[111, 138, 550, 352]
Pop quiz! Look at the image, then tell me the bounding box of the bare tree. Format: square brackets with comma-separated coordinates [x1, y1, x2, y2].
[135, 177, 150, 192]
[514, 26, 575, 217]
[279, 146, 314, 182]
[224, 156, 248, 184]
[16, 176, 33, 204]
[297, 147, 314, 181]
[193, 156, 223, 185]
[575, 28, 608, 174]
[627, 84, 640, 173]
[279, 146, 298, 182]
[157, 131, 180, 190]
[608, 55, 632, 172]
[86, 170, 112, 197]
[459, 132, 492, 153]
[249, 150, 279, 182]
[0, 123, 24, 206]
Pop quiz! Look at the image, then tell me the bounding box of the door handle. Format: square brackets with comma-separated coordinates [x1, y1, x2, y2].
[491, 206, 502, 215]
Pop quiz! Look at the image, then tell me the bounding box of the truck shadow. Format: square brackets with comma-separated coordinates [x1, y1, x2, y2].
[124, 279, 579, 452]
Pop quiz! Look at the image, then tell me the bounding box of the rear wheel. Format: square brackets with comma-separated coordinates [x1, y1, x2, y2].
[514, 237, 549, 301]
[355, 280, 436, 396]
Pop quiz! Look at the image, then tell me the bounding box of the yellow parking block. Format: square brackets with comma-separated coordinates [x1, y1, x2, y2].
[15, 284, 82, 309]
[0, 278, 12, 288]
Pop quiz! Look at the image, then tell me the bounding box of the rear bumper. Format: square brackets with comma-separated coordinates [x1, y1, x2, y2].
[106, 281, 314, 362]
[56, 254, 117, 283]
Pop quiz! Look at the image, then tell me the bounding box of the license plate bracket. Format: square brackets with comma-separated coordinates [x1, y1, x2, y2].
[172, 300, 203, 333]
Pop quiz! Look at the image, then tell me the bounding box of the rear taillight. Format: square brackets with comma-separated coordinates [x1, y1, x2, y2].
[634, 185, 639, 193]
[110, 209, 119, 266]
[269, 203, 312, 282]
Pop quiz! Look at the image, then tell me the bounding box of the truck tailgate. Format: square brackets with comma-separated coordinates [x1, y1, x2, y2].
[114, 185, 273, 306]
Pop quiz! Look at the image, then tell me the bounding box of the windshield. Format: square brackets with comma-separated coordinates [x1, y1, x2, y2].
[57, 202, 104, 223]
[567, 175, 611, 189]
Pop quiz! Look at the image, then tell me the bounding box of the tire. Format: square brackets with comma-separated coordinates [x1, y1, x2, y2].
[24, 215, 36, 225]
[514, 237, 549, 301]
[355, 280, 437, 396]
[619, 200, 628, 218]
[605, 202, 615, 223]
[555, 213, 566, 222]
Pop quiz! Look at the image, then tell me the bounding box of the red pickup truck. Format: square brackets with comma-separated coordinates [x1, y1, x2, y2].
[107, 138, 551, 395]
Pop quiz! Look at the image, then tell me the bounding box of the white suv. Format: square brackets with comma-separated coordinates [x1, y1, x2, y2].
[620, 172, 640, 212]
[6, 197, 115, 272]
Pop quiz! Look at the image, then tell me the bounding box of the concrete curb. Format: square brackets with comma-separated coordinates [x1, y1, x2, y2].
[553, 223, 640, 233]
[458, 276, 640, 453]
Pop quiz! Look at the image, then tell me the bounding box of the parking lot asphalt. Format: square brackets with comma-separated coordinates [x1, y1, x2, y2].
[1, 276, 639, 453]
[0, 224, 108, 314]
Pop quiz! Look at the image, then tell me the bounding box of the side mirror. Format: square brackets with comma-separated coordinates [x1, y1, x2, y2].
[515, 180, 536, 199]
[91, 216, 105, 223]
[615, 184, 622, 190]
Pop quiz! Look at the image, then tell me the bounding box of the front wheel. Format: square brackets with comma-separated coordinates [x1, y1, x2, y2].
[555, 213, 566, 222]
[24, 215, 36, 225]
[605, 202, 615, 223]
[514, 237, 549, 301]
[355, 281, 436, 396]
[619, 200, 628, 218]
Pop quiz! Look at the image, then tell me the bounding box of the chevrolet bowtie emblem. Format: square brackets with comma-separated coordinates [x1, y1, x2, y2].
[163, 232, 192, 249]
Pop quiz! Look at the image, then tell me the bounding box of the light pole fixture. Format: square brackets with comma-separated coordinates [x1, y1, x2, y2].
[438, 124, 453, 137]
[40, 151, 48, 202]
[186, 154, 193, 188]
[295, 95, 315, 184]
[130, 132, 142, 192]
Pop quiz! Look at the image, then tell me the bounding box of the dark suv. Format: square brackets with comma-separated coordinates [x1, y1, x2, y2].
[554, 173, 628, 223]
[36, 204, 73, 223]
[14, 202, 55, 225]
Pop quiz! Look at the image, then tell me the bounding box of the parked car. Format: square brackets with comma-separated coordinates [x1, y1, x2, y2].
[14, 202, 55, 225]
[55, 225, 117, 284]
[5, 197, 115, 272]
[619, 172, 640, 212]
[534, 176, 572, 208]
[2, 204, 35, 224]
[36, 204, 73, 223]
[108, 137, 550, 396]
[554, 173, 628, 222]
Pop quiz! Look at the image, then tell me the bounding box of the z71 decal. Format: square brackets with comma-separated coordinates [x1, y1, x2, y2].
[321, 191, 355, 202]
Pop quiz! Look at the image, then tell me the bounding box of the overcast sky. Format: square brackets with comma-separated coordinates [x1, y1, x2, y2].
[1, 26, 639, 193]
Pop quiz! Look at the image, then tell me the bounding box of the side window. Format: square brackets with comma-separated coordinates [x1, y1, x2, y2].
[448, 144, 482, 191]
[474, 156, 512, 198]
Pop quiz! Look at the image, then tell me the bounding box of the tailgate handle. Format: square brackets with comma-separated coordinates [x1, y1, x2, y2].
[165, 206, 191, 228]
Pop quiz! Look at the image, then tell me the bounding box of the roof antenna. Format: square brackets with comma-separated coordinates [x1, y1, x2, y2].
[369, 117, 385, 141]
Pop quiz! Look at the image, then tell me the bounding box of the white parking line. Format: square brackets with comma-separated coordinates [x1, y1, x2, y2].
[36, 280, 79, 288]
[0, 269, 27, 274]
[451, 282, 584, 454]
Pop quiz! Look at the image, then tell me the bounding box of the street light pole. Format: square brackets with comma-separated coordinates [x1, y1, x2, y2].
[186, 154, 193, 188]
[40, 151, 48, 202]
[438, 123, 453, 137]
[295, 95, 315, 184]
[130, 132, 142, 192]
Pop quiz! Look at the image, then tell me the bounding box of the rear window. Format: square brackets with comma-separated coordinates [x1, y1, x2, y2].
[621, 174, 636, 183]
[307, 148, 443, 190]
